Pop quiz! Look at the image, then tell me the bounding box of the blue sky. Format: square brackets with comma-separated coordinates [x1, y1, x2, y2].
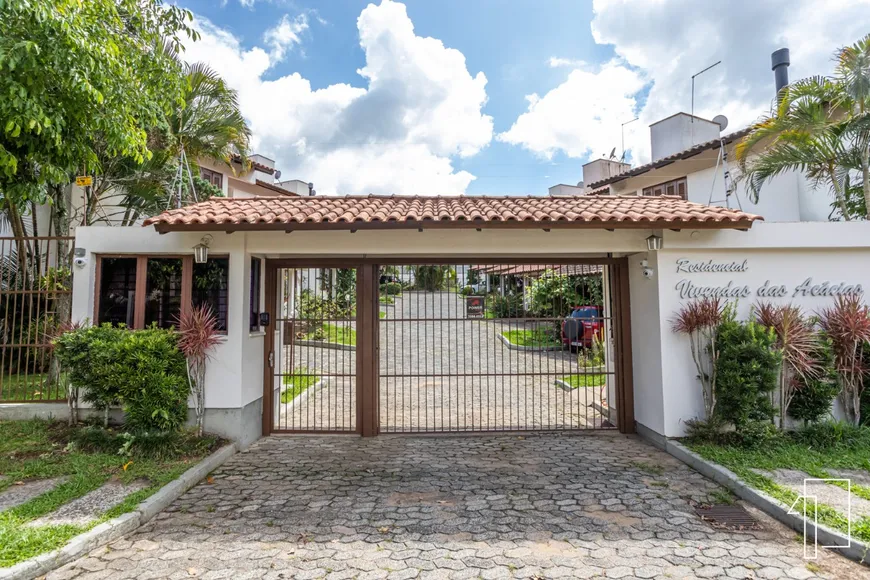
[178, 0, 870, 196]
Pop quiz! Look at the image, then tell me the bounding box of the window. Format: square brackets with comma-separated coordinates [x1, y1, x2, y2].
[642, 177, 687, 199]
[95, 255, 229, 333]
[249, 257, 262, 332]
[193, 258, 229, 332]
[97, 258, 138, 327]
[145, 258, 183, 329]
[200, 168, 223, 189]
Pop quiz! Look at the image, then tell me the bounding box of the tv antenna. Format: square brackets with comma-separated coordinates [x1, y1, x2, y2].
[691, 60, 721, 123]
[621, 117, 639, 161]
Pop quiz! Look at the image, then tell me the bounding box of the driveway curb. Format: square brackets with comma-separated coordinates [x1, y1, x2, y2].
[496, 333, 563, 351]
[665, 440, 869, 566]
[295, 339, 356, 351]
[0, 443, 237, 580]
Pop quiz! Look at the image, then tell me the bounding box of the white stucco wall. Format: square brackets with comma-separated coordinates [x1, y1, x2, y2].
[655, 221, 870, 436]
[628, 251, 665, 435]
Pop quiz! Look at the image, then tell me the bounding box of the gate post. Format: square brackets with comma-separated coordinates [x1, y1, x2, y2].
[356, 264, 380, 436]
[612, 258, 636, 434]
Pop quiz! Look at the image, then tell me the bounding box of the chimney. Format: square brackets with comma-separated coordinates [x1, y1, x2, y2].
[771, 48, 790, 100]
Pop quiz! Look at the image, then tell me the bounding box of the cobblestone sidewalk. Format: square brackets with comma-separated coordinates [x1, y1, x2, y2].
[49, 434, 865, 580]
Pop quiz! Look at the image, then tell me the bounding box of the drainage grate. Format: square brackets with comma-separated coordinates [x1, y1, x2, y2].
[695, 504, 762, 531]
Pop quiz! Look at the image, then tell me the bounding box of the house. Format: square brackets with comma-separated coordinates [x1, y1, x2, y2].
[567, 112, 831, 223]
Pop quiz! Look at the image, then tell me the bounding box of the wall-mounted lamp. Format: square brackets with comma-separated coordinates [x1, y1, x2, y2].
[646, 234, 663, 251]
[193, 235, 213, 264]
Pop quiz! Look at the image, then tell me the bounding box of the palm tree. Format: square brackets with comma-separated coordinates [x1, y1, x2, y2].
[737, 34, 870, 220]
[86, 61, 251, 225]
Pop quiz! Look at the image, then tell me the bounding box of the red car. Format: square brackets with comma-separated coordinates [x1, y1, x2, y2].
[561, 306, 603, 349]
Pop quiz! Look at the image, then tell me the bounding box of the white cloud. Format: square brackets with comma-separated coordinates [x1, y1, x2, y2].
[183, 0, 492, 195]
[503, 0, 870, 164]
[263, 14, 308, 60]
[498, 62, 645, 160]
[547, 57, 587, 69]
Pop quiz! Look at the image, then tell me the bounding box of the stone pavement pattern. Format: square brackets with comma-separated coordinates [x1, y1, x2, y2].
[49, 434, 865, 580]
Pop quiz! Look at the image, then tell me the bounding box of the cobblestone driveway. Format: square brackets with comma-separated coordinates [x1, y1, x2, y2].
[51, 434, 863, 580]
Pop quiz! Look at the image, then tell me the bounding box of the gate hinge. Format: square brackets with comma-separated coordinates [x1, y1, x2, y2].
[268, 351, 274, 368]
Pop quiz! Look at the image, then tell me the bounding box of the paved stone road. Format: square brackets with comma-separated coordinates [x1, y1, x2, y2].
[50, 434, 864, 580]
[277, 292, 608, 432]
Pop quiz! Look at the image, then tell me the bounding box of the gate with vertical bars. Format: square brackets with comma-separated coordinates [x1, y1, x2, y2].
[263, 258, 634, 435]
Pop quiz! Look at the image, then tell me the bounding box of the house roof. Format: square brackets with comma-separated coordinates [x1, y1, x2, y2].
[230, 154, 275, 175]
[254, 179, 299, 196]
[471, 264, 603, 276]
[143, 194, 762, 233]
[586, 127, 752, 189]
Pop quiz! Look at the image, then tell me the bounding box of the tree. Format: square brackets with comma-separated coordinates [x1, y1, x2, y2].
[0, 0, 196, 204]
[737, 34, 870, 220]
[86, 61, 250, 225]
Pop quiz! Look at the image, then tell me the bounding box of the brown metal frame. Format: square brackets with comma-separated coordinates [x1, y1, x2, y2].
[261, 256, 636, 436]
[92, 254, 215, 329]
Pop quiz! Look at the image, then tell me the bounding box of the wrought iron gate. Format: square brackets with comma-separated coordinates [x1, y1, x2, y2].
[378, 261, 618, 433]
[268, 265, 358, 433]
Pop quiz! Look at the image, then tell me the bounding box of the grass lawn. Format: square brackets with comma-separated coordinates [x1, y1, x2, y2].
[281, 368, 320, 403]
[379, 294, 396, 305]
[558, 374, 606, 388]
[686, 433, 870, 543]
[0, 419, 220, 568]
[304, 322, 356, 345]
[501, 329, 561, 348]
[0, 373, 66, 402]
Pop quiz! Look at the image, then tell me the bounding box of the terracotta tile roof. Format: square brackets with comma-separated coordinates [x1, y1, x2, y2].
[472, 264, 603, 276]
[143, 195, 761, 232]
[231, 154, 275, 175]
[587, 127, 752, 189]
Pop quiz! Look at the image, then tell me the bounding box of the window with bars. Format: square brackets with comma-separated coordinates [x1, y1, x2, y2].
[95, 255, 229, 332]
[200, 168, 223, 189]
[642, 177, 687, 199]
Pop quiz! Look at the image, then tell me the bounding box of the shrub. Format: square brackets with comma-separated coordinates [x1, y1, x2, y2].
[818, 295, 870, 426]
[54, 324, 126, 426]
[459, 285, 474, 296]
[672, 297, 727, 420]
[730, 420, 783, 449]
[714, 315, 780, 429]
[114, 327, 189, 432]
[526, 272, 602, 318]
[486, 293, 523, 318]
[789, 335, 840, 424]
[382, 282, 402, 296]
[792, 420, 870, 449]
[70, 424, 220, 460]
[176, 305, 223, 437]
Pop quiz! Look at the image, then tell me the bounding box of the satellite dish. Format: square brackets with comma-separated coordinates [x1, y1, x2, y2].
[274, 170, 282, 180]
[712, 114, 729, 132]
[608, 147, 617, 160]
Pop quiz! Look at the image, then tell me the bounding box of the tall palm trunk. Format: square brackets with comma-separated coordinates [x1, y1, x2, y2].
[862, 147, 870, 217]
[829, 162, 852, 220]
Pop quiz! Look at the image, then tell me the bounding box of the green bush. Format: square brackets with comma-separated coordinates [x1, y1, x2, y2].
[54, 324, 126, 416]
[382, 282, 402, 296]
[55, 325, 189, 432]
[70, 424, 220, 460]
[526, 272, 602, 318]
[459, 285, 474, 296]
[714, 315, 780, 429]
[114, 327, 189, 431]
[730, 420, 783, 448]
[486, 293, 524, 318]
[793, 420, 870, 449]
[789, 335, 840, 424]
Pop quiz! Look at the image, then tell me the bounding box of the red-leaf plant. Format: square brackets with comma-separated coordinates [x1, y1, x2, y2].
[671, 297, 726, 420]
[756, 302, 822, 428]
[818, 295, 870, 426]
[176, 305, 224, 436]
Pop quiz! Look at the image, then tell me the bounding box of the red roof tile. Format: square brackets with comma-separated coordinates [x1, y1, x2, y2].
[143, 195, 762, 232]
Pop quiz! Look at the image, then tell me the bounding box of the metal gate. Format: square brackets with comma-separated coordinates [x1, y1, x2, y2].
[378, 261, 619, 433]
[264, 258, 634, 436]
[267, 265, 359, 433]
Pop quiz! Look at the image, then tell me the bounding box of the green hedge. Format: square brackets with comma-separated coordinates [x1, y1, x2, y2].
[54, 324, 190, 432]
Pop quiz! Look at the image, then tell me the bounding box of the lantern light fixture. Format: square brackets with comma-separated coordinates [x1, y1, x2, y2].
[193, 235, 213, 264]
[646, 234, 663, 251]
